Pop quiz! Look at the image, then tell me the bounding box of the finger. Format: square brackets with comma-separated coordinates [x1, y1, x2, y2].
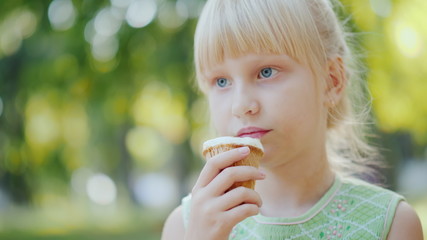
[206, 166, 265, 196]
[216, 187, 263, 211]
[192, 147, 250, 192]
[224, 203, 260, 224]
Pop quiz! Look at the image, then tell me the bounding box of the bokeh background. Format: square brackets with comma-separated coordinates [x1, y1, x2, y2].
[0, 0, 426, 239]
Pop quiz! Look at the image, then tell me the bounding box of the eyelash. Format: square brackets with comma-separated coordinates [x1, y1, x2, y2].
[212, 67, 278, 88]
[215, 77, 230, 88]
[258, 67, 278, 79]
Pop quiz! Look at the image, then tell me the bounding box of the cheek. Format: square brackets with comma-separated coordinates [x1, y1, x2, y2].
[267, 84, 322, 127]
[208, 94, 221, 116]
[208, 94, 229, 132]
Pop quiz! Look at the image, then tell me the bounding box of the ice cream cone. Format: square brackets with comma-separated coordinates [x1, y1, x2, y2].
[202, 137, 264, 191]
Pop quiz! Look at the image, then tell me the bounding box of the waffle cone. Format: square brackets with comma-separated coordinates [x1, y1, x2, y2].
[203, 143, 264, 191]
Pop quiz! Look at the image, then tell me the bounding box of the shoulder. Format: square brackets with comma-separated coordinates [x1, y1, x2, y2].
[339, 177, 404, 214]
[387, 201, 423, 240]
[339, 177, 423, 239]
[340, 177, 403, 200]
[161, 206, 186, 240]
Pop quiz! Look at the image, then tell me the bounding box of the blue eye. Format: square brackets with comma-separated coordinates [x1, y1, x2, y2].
[216, 78, 229, 88]
[259, 67, 276, 78]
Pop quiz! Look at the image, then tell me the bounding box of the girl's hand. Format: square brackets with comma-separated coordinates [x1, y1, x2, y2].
[185, 147, 265, 240]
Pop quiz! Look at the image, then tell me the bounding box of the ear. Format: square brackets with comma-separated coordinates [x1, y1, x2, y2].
[324, 56, 346, 107]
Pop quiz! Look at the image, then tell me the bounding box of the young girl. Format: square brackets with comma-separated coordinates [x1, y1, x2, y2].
[162, 0, 423, 239]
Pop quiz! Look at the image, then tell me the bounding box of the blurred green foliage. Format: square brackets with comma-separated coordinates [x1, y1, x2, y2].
[341, 0, 427, 144]
[0, 0, 426, 238]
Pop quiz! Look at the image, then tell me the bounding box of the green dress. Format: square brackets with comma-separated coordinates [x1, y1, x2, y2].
[182, 176, 404, 240]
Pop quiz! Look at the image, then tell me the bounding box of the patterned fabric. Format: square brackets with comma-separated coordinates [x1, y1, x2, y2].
[182, 176, 404, 240]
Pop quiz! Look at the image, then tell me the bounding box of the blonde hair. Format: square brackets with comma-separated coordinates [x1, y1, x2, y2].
[194, 0, 381, 179]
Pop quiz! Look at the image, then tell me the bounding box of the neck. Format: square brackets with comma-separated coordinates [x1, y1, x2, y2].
[256, 153, 335, 218]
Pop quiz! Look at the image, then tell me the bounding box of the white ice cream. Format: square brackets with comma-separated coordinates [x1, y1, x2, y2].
[202, 136, 264, 152]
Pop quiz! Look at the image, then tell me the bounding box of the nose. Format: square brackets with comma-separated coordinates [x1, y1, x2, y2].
[231, 85, 260, 118]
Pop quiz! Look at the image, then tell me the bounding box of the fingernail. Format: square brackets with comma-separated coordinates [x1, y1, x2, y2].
[238, 146, 249, 154]
[259, 171, 266, 178]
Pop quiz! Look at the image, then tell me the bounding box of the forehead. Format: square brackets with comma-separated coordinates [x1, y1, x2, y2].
[203, 53, 298, 78]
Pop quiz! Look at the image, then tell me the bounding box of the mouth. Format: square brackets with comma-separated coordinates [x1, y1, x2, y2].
[236, 127, 271, 139]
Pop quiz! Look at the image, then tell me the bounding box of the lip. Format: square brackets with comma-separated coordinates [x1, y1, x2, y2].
[236, 127, 271, 139]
